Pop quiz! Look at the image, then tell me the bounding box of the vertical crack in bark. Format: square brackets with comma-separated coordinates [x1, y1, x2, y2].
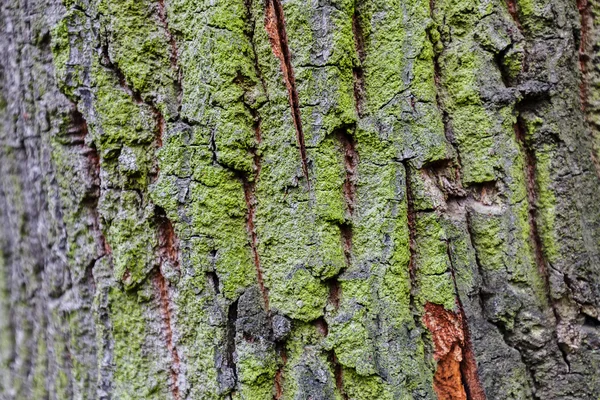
[513, 119, 546, 280]
[322, 281, 348, 400]
[244, 0, 269, 99]
[336, 128, 358, 270]
[351, 1, 366, 117]
[264, 0, 310, 187]
[464, 210, 539, 395]
[576, 0, 600, 176]
[513, 117, 571, 372]
[156, 0, 182, 103]
[154, 206, 181, 398]
[225, 300, 239, 396]
[403, 162, 417, 282]
[154, 270, 181, 400]
[156, 206, 180, 274]
[505, 0, 523, 31]
[331, 351, 349, 400]
[240, 7, 269, 317]
[273, 342, 288, 400]
[577, 0, 591, 112]
[447, 245, 487, 400]
[318, 9, 363, 392]
[241, 166, 269, 311]
[69, 106, 111, 260]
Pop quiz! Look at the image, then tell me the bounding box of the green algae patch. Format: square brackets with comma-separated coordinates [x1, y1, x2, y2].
[109, 286, 169, 399]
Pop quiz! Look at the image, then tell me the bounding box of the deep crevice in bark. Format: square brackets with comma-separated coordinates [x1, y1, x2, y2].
[241, 174, 269, 312]
[273, 341, 288, 400]
[321, 284, 348, 400]
[155, 206, 180, 274]
[447, 244, 487, 400]
[463, 211, 539, 395]
[402, 162, 417, 283]
[264, 0, 310, 187]
[505, 0, 522, 31]
[206, 271, 220, 295]
[154, 269, 181, 400]
[577, 0, 591, 112]
[330, 351, 349, 400]
[513, 116, 571, 372]
[351, 1, 366, 117]
[225, 299, 239, 394]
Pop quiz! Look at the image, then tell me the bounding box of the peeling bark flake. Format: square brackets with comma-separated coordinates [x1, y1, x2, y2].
[422, 302, 485, 400]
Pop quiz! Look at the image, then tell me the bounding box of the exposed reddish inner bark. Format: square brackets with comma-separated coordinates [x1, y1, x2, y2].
[154, 271, 181, 400]
[242, 177, 269, 311]
[274, 346, 288, 400]
[264, 0, 310, 187]
[331, 351, 349, 400]
[69, 107, 111, 258]
[328, 279, 341, 310]
[157, 211, 180, 272]
[578, 0, 591, 111]
[154, 207, 181, 398]
[422, 302, 485, 400]
[404, 165, 417, 279]
[506, 0, 522, 30]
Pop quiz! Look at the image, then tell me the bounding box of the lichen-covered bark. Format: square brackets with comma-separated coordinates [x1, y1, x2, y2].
[1, 0, 600, 398]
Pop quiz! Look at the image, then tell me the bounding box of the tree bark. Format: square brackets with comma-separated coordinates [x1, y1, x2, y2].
[1, 0, 600, 398]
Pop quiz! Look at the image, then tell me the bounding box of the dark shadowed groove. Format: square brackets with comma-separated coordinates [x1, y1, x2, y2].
[273, 342, 288, 400]
[464, 211, 538, 393]
[335, 128, 358, 274]
[241, 4, 270, 313]
[402, 162, 417, 281]
[241, 174, 269, 311]
[154, 270, 181, 400]
[63, 105, 112, 260]
[225, 300, 239, 394]
[319, 291, 348, 400]
[331, 351, 349, 400]
[513, 117, 571, 372]
[264, 0, 310, 187]
[513, 119, 546, 279]
[578, 0, 591, 111]
[336, 129, 359, 219]
[351, 0, 366, 117]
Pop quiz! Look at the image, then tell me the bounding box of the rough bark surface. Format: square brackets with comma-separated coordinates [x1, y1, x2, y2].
[1, 0, 600, 399]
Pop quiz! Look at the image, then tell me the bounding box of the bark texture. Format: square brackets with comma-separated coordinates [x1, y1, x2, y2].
[1, 0, 600, 398]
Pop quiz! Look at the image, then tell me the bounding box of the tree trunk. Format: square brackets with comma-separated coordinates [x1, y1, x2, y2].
[1, 0, 600, 398]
